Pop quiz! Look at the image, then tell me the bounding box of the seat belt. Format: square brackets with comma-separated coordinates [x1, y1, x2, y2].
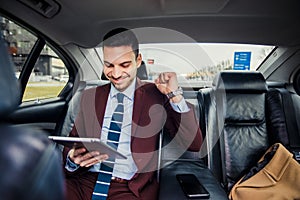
[276, 88, 300, 161]
[215, 90, 228, 190]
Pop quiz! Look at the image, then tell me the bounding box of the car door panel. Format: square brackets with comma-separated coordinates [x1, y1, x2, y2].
[8, 98, 67, 134]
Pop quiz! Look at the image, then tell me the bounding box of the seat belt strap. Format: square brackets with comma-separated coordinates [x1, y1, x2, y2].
[215, 90, 228, 189]
[276, 88, 300, 161]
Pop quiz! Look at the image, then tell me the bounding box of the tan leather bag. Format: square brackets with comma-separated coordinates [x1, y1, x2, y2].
[229, 143, 300, 200]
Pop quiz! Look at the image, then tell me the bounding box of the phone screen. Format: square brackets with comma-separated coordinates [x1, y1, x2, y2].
[176, 174, 210, 199]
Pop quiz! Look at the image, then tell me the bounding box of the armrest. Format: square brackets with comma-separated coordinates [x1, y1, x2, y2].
[159, 160, 228, 200]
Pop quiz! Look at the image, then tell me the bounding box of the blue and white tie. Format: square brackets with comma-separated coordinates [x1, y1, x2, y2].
[92, 93, 125, 200]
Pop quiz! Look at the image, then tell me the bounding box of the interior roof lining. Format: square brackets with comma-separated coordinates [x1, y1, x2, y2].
[0, 0, 299, 47]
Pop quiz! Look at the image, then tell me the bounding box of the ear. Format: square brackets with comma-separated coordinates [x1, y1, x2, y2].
[136, 53, 142, 68]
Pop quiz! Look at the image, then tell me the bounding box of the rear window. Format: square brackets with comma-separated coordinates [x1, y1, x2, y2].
[139, 43, 274, 88]
[96, 43, 274, 88]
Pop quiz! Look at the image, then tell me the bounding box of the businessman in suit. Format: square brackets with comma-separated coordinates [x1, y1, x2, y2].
[63, 28, 203, 200]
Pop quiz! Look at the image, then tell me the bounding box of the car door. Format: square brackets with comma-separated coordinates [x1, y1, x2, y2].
[2, 15, 75, 135]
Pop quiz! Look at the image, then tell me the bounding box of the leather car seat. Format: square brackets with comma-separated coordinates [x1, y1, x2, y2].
[0, 32, 65, 200]
[198, 71, 270, 192]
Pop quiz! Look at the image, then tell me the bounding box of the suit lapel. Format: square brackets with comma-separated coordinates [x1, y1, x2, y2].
[94, 84, 110, 138]
[131, 79, 145, 139]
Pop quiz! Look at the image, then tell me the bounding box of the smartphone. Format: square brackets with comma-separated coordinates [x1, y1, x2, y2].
[176, 174, 210, 199]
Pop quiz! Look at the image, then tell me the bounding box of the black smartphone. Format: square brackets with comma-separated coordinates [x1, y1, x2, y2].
[176, 174, 210, 199]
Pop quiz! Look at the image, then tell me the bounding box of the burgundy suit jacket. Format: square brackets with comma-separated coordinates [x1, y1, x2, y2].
[63, 79, 202, 197]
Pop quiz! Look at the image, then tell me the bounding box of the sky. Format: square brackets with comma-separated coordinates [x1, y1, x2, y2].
[140, 43, 274, 74]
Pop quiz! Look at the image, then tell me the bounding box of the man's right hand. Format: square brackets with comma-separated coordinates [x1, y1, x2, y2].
[69, 147, 109, 167]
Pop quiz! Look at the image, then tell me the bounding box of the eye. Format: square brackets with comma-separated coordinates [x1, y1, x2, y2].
[104, 62, 114, 68]
[120, 61, 131, 68]
[121, 63, 130, 68]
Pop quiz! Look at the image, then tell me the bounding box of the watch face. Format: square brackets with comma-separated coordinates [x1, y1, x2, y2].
[167, 92, 176, 99]
[166, 87, 183, 99]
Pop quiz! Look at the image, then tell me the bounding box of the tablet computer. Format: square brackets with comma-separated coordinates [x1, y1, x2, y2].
[48, 136, 127, 160]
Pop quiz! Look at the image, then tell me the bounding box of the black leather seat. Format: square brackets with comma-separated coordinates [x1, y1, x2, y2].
[0, 32, 65, 200]
[159, 160, 229, 200]
[136, 61, 148, 80]
[158, 80, 229, 199]
[198, 71, 271, 192]
[267, 87, 300, 161]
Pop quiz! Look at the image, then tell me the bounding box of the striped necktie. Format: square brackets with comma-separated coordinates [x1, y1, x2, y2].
[92, 93, 125, 200]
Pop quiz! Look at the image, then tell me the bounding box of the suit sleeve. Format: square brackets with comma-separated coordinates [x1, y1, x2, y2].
[62, 93, 90, 175]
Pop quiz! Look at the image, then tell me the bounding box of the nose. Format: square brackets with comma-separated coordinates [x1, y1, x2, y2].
[111, 66, 122, 78]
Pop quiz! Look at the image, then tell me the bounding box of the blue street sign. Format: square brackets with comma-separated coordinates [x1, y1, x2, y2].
[234, 52, 251, 70]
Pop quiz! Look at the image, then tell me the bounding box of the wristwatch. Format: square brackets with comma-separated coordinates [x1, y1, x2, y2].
[166, 87, 183, 99]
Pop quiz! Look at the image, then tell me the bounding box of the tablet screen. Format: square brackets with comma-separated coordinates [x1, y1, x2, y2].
[48, 136, 127, 160]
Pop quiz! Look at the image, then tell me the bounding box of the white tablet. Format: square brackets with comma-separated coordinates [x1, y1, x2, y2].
[48, 136, 127, 160]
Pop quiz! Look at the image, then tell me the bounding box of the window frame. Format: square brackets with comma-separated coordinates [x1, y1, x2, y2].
[1, 13, 77, 103]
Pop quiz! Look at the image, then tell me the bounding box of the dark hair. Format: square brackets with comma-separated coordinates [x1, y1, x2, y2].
[102, 28, 139, 58]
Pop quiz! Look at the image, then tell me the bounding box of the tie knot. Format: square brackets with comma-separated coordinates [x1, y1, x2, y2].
[116, 93, 125, 103]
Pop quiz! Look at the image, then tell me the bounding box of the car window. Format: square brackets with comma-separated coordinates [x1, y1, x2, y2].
[97, 43, 274, 88]
[1, 16, 68, 102]
[139, 43, 275, 88]
[23, 47, 68, 102]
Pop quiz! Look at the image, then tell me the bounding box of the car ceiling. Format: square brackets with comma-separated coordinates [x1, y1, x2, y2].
[0, 0, 300, 48]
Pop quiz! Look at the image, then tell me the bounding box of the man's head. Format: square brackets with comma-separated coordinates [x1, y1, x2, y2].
[102, 28, 142, 92]
[103, 28, 139, 59]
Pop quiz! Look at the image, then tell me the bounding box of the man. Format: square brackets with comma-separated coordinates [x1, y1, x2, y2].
[63, 28, 202, 200]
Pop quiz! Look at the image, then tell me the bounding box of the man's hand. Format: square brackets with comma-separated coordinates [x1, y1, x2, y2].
[155, 72, 183, 103]
[69, 147, 109, 168]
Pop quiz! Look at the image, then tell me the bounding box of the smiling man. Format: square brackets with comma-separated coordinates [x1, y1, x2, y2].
[62, 28, 202, 200]
[103, 45, 141, 92]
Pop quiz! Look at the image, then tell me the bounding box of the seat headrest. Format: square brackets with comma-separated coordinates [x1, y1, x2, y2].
[213, 71, 267, 93]
[0, 34, 20, 119]
[0, 125, 65, 200]
[137, 61, 148, 80]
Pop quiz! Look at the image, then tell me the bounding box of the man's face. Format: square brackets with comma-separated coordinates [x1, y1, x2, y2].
[103, 45, 141, 92]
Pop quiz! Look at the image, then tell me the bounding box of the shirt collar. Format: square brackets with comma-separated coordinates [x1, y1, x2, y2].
[110, 78, 136, 101]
